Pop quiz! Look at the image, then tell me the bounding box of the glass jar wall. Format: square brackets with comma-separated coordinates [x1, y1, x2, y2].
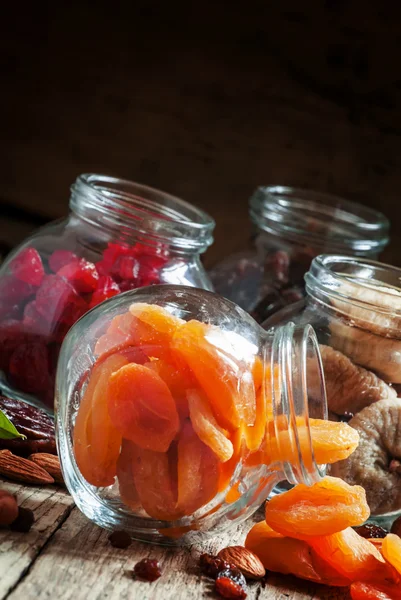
[210, 186, 390, 323]
[0, 175, 215, 411]
[56, 285, 328, 544]
[264, 255, 401, 521]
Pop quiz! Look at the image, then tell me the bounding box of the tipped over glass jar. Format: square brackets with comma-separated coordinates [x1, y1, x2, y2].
[0, 175, 215, 412]
[210, 186, 390, 323]
[54, 285, 346, 545]
[264, 255, 401, 521]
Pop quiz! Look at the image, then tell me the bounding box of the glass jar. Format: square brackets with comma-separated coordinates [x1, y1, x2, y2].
[210, 186, 390, 324]
[0, 175, 215, 412]
[56, 285, 327, 544]
[264, 255, 401, 521]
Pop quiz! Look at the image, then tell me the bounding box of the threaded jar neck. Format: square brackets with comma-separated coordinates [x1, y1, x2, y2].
[266, 323, 327, 486]
[249, 186, 389, 256]
[70, 174, 215, 255]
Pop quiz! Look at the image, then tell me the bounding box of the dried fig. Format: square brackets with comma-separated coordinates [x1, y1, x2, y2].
[319, 345, 397, 415]
[330, 320, 401, 383]
[331, 279, 401, 339]
[330, 399, 401, 515]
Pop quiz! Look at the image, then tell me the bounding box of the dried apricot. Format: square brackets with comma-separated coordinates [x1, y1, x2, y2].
[74, 354, 127, 487]
[265, 476, 370, 539]
[116, 439, 140, 510]
[309, 527, 393, 584]
[266, 418, 359, 465]
[146, 357, 193, 420]
[131, 444, 182, 521]
[218, 426, 246, 494]
[350, 581, 401, 600]
[107, 363, 179, 452]
[187, 389, 233, 462]
[382, 534, 401, 575]
[245, 521, 349, 586]
[177, 421, 219, 515]
[129, 302, 183, 343]
[171, 320, 255, 431]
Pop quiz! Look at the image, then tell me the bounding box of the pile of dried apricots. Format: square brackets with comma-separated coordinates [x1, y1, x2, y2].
[246, 476, 401, 599]
[73, 302, 359, 523]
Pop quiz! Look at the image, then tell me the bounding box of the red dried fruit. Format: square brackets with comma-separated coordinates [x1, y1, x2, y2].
[0, 490, 19, 526]
[0, 276, 35, 302]
[89, 276, 120, 309]
[215, 567, 247, 599]
[48, 250, 79, 273]
[9, 342, 50, 394]
[111, 255, 140, 281]
[108, 530, 131, 549]
[96, 243, 130, 277]
[23, 301, 50, 335]
[10, 248, 44, 287]
[133, 558, 162, 581]
[58, 258, 99, 293]
[199, 554, 230, 579]
[35, 275, 87, 326]
[355, 524, 388, 539]
[0, 301, 22, 322]
[0, 320, 31, 370]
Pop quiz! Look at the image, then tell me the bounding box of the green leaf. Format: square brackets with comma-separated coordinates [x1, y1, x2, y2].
[0, 409, 26, 440]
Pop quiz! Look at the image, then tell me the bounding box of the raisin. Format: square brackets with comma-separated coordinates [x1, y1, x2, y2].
[10, 248, 44, 287]
[133, 558, 162, 581]
[390, 515, 401, 537]
[108, 530, 131, 549]
[10, 507, 34, 532]
[199, 553, 230, 579]
[215, 568, 248, 599]
[48, 250, 79, 273]
[354, 523, 388, 539]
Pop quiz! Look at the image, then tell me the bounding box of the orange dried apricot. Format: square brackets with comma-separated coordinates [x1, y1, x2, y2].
[218, 426, 246, 494]
[146, 357, 193, 420]
[382, 534, 401, 575]
[131, 444, 183, 521]
[351, 581, 401, 600]
[117, 439, 140, 510]
[94, 312, 137, 357]
[187, 389, 233, 462]
[171, 320, 255, 430]
[266, 418, 359, 465]
[244, 387, 267, 453]
[107, 363, 179, 452]
[129, 302, 183, 341]
[177, 422, 219, 515]
[74, 353, 127, 487]
[309, 527, 393, 584]
[265, 476, 370, 539]
[245, 521, 349, 586]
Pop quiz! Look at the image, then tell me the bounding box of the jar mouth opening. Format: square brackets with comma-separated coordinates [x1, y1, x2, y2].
[305, 255, 401, 318]
[70, 174, 215, 253]
[249, 186, 389, 254]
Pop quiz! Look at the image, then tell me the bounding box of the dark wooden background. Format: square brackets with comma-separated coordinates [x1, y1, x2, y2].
[1, 1, 401, 267]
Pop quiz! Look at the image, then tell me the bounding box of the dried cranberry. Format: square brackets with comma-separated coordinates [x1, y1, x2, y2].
[10, 506, 35, 532]
[108, 530, 131, 549]
[215, 567, 247, 599]
[49, 250, 79, 273]
[9, 342, 50, 394]
[96, 243, 130, 276]
[58, 258, 99, 293]
[354, 523, 388, 539]
[118, 280, 139, 292]
[0, 301, 22, 322]
[133, 558, 162, 581]
[200, 553, 230, 579]
[112, 255, 141, 281]
[23, 301, 50, 336]
[9, 248, 44, 287]
[0, 276, 35, 303]
[35, 275, 84, 325]
[89, 276, 120, 309]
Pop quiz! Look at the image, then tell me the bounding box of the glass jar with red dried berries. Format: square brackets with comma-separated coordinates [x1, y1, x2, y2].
[56, 285, 329, 545]
[210, 186, 389, 324]
[0, 175, 215, 412]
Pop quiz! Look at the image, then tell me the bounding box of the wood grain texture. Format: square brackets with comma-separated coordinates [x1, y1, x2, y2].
[0, 1, 400, 268]
[5, 504, 347, 600]
[0, 481, 74, 598]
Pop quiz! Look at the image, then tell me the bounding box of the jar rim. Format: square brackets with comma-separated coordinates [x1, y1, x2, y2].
[249, 186, 390, 255]
[70, 174, 215, 253]
[305, 254, 401, 318]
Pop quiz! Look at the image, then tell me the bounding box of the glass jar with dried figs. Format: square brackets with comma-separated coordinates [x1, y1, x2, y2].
[264, 255, 401, 520]
[0, 174, 215, 412]
[210, 186, 389, 324]
[56, 285, 359, 544]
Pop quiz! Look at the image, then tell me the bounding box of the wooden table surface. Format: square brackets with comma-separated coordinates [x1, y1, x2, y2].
[0, 479, 348, 600]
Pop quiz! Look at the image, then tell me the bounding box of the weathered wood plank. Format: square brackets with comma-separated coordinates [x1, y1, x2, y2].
[0, 480, 74, 598]
[7, 506, 347, 600]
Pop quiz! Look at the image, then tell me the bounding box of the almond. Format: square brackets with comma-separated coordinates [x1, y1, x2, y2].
[218, 545, 266, 580]
[0, 449, 54, 485]
[28, 453, 64, 485]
